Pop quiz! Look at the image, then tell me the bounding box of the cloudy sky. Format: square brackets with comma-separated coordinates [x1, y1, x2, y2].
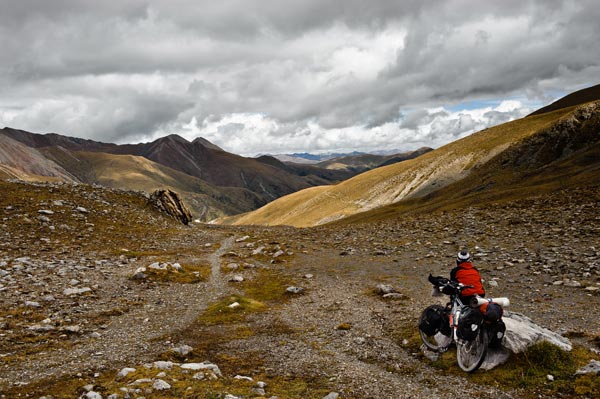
[0, 0, 598, 156]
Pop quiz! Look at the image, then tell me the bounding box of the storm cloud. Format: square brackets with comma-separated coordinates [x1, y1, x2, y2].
[0, 0, 598, 155]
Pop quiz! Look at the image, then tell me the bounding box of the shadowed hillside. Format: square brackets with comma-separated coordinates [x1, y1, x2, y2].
[529, 83, 600, 116]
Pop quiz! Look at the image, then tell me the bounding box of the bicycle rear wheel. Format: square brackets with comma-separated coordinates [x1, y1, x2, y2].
[456, 328, 488, 372]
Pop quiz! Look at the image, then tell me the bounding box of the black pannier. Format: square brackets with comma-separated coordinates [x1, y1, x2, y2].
[488, 319, 506, 348]
[457, 306, 483, 341]
[419, 304, 450, 337]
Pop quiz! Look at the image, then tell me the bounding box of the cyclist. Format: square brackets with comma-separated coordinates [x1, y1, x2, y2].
[450, 249, 485, 305]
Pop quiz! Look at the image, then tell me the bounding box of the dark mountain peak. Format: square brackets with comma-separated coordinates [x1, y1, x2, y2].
[192, 136, 224, 151]
[156, 134, 189, 144]
[529, 83, 600, 116]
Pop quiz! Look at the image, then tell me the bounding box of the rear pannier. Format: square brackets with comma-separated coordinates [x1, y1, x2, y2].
[457, 306, 483, 341]
[419, 304, 450, 336]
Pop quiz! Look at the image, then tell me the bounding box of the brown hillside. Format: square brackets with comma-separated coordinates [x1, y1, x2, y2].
[338, 101, 600, 225]
[39, 148, 263, 221]
[0, 134, 77, 182]
[220, 102, 596, 227]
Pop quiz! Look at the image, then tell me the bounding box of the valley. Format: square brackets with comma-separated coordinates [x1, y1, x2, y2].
[0, 179, 598, 398]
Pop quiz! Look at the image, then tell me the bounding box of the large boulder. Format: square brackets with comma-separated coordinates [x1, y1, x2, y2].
[149, 189, 193, 225]
[480, 312, 572, 370]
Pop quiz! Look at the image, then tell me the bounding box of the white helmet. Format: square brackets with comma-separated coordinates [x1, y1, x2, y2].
[457, 250, 471, 263]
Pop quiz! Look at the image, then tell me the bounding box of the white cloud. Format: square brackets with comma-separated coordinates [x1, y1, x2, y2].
[0, 0, 598, 155]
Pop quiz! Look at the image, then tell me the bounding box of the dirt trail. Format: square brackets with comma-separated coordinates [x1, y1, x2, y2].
[0, 235, 236, 389]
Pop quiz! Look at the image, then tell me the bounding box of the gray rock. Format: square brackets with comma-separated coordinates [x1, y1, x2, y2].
[273, 250, 284, 258]
[180, 361, 222, 377]
[502, 312, 572, 354]
[152, 379, 171, 390]
[38, 216, 51, 223]
[193, 372, 205, 380]
[323, 393, 340, 399]
[25, 300, 41, 308]
[227, 263, 240, 270]
[382, 293, 408, 300]
[488, 280, 499, 288]
[172, 344, 193, 356]
[84, 392, 103, 399]
[76, 206, 89, 214]
[132, 267, 147, 280]
[38, 210, 54, 215]
[286, 286, 304, 294]
[234, 375, 253, 381]
[576, 359, 600, 375]
[229, 275, 244, 282]
[117, 367, 136, 379]
[63, 287, 92, 295]
[152, 361, 174, 370]
[63, 325, 82, 334]
[375, 284, 396, 295]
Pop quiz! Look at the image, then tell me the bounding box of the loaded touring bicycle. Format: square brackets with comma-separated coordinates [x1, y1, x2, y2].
[419, 274, 509, 372]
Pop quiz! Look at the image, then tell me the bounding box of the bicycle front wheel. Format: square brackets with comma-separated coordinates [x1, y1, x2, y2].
[419, 328, 452, 352]
[456, 328, 488, 372]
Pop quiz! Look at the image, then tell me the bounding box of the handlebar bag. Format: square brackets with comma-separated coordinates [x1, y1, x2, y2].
[457, 306, 483, 341]
[419, 304, 449, 336]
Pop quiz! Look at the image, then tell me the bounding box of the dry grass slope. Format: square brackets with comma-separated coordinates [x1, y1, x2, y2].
[220, 105, 581, 227]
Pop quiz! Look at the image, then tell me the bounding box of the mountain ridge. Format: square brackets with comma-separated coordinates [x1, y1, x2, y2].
[219, 97, 600, 227]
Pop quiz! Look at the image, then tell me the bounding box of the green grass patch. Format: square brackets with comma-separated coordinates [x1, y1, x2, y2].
[198, 296, 268, 325]
[421, 340, 600, 398]
[244, 270, 293, 303]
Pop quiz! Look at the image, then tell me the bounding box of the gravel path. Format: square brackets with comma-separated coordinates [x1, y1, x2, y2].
[0, 235, 236, 389]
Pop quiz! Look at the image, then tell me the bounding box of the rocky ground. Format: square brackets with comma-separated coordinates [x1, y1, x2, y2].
[0, 180, 599, 398]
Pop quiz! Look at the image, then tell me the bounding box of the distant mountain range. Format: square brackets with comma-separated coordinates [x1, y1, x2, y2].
[219, 84, 600, 227]
[0, 128, 430, 221]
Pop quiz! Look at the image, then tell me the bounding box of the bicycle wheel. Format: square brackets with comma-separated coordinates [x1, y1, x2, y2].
[419, 328, 452, 352]
[418, 306, 452, 352]
[456, 328, 489, 372]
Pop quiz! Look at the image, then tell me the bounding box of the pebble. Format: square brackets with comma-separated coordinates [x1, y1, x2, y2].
[152, 361, 174, 370]
[172, 344, 193, 356]
[153, 379, 171, 390]
[63, 287, 92, 295]
[117, 368, 136, 378]
[286, 286, 304, 294]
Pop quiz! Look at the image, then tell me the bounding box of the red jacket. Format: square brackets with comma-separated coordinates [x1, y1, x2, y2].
[450, 262, 485, 297]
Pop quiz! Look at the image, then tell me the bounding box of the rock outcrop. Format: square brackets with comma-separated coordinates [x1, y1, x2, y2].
[149, 189, 193, 225]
